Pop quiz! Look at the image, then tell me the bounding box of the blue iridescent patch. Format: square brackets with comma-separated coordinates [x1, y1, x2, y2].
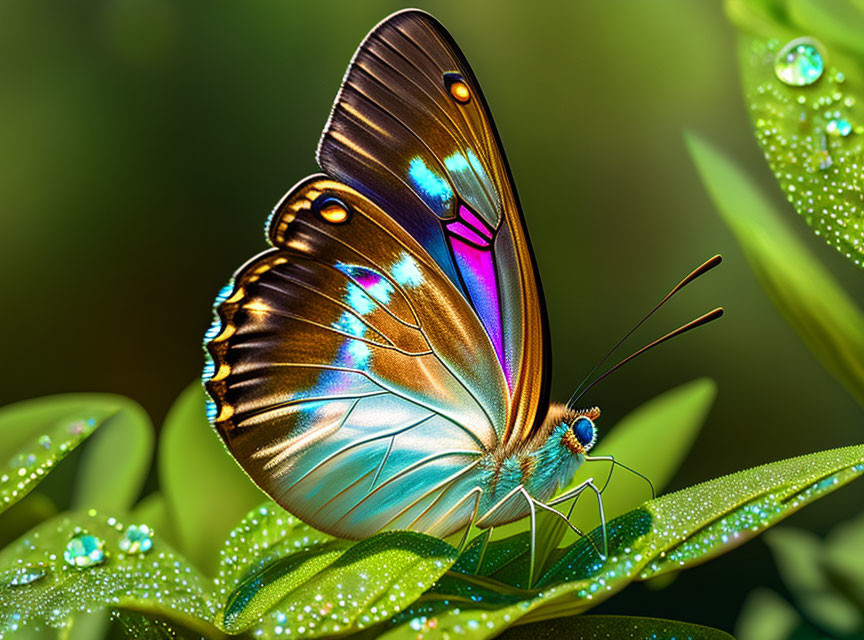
[205, 398, 218, 423]
[408, 157, 453, 215]
[203, 280, 235, 344]
[345, 340, 371, 367]
[202, 357, 215, 381]
[335, 263, 394, 309]
[390, 252, 423, 288]
[442, 149, 500, 226]
[345, 284, 376, 316]
[332, 311, 366, 337]
[444, 150, 484, 176]
[204, 318, 222, 343]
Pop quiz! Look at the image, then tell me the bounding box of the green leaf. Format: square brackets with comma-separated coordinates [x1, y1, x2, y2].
[727, 0, 864, 267]
[0, 511, 218, 637]
[629, 446, 864, 582]
[106, 609, 228, 640]
[218, 503, 458, 637]
[62, 611, 109, 640]
[686, 133, 864, 407]
[823, 511, 864, 612]
[0, 395, 146, 517]
[764, 527, 862, 633]
[787, 0, 864, 57]
[217, 503, 352, 633]
[735, 588, 800, 640]
[0, 493, 57, 550]
[391, 445, 864, 638]
[490, 379, 717, 581]
[71, 400, 152, 514]
[496, 615, 735, 639]
[159, 382, 265, 575]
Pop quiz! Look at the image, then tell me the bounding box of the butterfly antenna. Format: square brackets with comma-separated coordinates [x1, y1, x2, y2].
[569, 307, 724, 407]
[566, 255, 722, 409]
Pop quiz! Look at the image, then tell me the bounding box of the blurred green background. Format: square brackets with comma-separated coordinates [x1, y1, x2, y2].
[1, 0, 861, 632]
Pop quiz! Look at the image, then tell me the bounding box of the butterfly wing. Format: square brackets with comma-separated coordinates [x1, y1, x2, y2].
[204, 176, 507, 539]
[317, 9, 551, 446]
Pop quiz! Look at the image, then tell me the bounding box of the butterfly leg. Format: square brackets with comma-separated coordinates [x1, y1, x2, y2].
[546, 478, 608, 558]
[435, 487, 494, 575]
[585, 454, 656, 498]
[454, 486, 485, 554]
[475, 485, 539, 584]
[474, 527, 493, 575]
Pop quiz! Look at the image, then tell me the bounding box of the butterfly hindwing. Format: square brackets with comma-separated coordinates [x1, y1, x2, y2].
[318, 9, 551, 445]
[205, 176, 507, 538]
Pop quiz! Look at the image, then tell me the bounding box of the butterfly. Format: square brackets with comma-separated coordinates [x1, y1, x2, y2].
[203, 9, 722, 583]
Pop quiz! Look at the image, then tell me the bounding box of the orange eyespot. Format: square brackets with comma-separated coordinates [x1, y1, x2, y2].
[449, 81, 471, 103]
[316, 197, 350, 224]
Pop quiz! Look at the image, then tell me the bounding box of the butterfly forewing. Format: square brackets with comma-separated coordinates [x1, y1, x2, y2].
[318, 10, 550, 446]
[205, 177, 509, 538]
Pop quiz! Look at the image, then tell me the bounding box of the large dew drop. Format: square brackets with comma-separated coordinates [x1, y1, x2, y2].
[64, 533, 106, 568]
[774, 38, 824, 87]
[826, 117, 853, 137]
[118, 524, 153, 555]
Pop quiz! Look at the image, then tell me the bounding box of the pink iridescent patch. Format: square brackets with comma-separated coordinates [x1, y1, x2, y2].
[445, 205, 508, 388]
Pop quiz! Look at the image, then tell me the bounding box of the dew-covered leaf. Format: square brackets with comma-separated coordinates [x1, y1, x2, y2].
[0, 511, 217, 637]
[0, 396, 138, 517]
[105, 608, 217, 640]
[220, 504, 458, 638]
[217, 503, 352, 633]
[159, 382, 265, 575]
[728, 0, 864, 267]
[764, 527, 862, 633]
[496, 614, 736, 639]
[388, 445, 864, 638]
[625, 446, 864, 582]
[687, 133, 864, 407]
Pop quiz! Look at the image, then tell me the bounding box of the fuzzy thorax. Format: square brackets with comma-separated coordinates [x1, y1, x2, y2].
[478, 404, 600, 525]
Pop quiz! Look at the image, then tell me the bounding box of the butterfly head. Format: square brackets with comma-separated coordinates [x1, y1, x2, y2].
[533, 404, 600, 457]
[563, 406, 600, 454]
[570, 415, 598, 452]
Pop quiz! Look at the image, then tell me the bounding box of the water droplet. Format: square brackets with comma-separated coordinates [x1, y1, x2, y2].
[775, 38, 824, 87]
[826, 118, 852, 137]
[119, 524, 153, 555]
[10, 453, 36, 470]
[811, 149, 833, 171]
[68, 421, 86, 435]
[38, 435, 52, 449]
[9, 563, 48, 586]
[64, 533, 106, 568]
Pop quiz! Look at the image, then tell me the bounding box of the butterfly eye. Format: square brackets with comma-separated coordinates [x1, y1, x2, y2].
[443, 72, 471, 104]
[314, 195, 351, 224]
[571, 417, 596, 450]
